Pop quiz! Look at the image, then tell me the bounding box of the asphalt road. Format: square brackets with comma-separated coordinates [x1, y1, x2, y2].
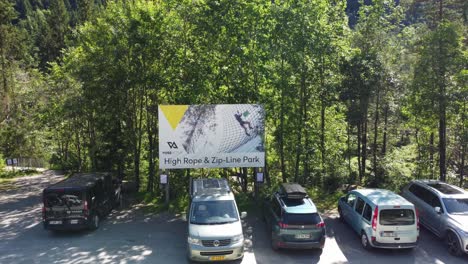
[1, 172, 467, 264]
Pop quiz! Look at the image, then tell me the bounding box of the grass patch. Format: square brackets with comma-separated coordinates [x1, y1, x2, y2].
[0, 169, 39, 179]
[136, 192, 190, 215]
[235, 192, 257, 214]
[0, 169, 38, 191]
[308, 188, 343, 213]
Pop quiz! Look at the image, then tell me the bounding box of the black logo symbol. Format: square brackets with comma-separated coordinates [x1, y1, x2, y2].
[167, 142, 178, 149]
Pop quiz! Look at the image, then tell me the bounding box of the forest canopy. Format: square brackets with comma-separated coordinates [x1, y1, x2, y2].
[0, 0, 466, 194]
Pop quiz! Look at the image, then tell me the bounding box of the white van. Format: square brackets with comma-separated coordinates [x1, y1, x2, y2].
[338, 189, 419, 249]
[187, 178, 246, 262]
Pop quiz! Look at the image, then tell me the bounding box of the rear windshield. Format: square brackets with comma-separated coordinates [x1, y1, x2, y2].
[44, 190, 83, 207]
[379, 209, 415, 226]
[442, 198, 468, 214]
[283, 213, 321, 225]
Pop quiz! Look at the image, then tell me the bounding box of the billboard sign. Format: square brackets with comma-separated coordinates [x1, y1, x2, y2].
[159, 104, 265, 169]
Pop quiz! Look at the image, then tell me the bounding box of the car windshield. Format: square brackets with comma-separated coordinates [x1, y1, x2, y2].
[379, 209, 415, 225]
[44, 191, 83, 207]
[283, 213, 321, 225]
[442, 198, 468, 214]
[190, 200, 239, 224]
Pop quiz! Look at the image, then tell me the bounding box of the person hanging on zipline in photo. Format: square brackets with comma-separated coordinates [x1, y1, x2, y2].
[234, 111, 253, 136]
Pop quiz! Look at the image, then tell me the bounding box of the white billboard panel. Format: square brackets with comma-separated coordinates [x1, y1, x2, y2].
[159, 104, 265, 169]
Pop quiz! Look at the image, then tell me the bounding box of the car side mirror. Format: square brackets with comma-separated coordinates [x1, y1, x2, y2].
[434, 206, 441, 214]
[240, 212, 247, 219]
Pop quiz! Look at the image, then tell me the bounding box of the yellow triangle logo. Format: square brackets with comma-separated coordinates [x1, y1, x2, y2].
[160, 105, 188, 130]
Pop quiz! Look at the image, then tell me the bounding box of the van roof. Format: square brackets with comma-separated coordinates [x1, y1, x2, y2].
[45, 173, 110, 190]
[191, 178, 231, 197]
[190, 178, 235, 202]
[354, 189, 413, 207]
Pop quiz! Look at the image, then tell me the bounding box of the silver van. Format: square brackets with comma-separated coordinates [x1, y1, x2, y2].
[338, 189, 419, 249]
[401, 180, 468, 256]
[187, 178, 246, 262]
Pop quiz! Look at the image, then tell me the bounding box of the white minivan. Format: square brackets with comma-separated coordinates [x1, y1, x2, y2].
[187, 178, 246, 262]
[338, 189, 419, 249]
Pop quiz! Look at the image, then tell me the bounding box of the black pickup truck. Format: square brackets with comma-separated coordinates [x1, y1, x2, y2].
[42, 172, 122, 231]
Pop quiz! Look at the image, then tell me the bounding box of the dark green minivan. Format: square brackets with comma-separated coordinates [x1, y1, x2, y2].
[263, 183, 326, 250]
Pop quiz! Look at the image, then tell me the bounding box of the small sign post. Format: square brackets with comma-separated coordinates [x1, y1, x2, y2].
[160, 171, 169, 206]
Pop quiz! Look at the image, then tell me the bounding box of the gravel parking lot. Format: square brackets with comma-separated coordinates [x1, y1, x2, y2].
[1, 172, 467, 264]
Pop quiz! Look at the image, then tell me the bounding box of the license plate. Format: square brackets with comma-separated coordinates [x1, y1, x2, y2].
[295, 234, 311, 239]
[49, 220, 62, 225]
[70, 220, 79, 224]
[210, 256, 225, 261]
[382, 231, 395, 237]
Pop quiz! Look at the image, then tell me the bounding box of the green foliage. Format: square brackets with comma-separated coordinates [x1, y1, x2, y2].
[0, 153, 5, 171]
[1, 0, 467, 211]
[0, 169, 38, 179]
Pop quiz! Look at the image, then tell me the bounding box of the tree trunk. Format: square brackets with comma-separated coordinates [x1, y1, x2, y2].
[133, 87, 145, 191]
[0, 43, 10, 121]
[320, 97, 325, 175]
[361, 116, 368, 182]
[242, 167, 248, 192]
[280, 59, 286, 183]
[88, 118, 97, 171]
[76, 124, 82, 172]
[146, 109, 155, 193]
[430, 132, 435, 179]
[437, 0, 447, 182]
[347, 123, 352, 177]
[373, 87, 380, 183]
[357, 122, 362, 184]
[460, 100, 466, 187]
[320, 55, 326, 178]
[415, 128, 421, 179]
[382, 104, 388, 156]
[437, 71, 447, 183]
[294, 63, 306, 183]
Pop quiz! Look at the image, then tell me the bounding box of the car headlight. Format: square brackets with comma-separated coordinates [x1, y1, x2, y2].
[188, 236, 201, 245]
[232, 234, 244, 243]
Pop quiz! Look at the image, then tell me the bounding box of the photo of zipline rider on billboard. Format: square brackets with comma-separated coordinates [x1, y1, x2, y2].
[159, 104, 265, 169]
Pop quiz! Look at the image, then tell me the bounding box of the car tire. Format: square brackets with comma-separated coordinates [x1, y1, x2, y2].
[271, 232, 279, 251]
[361, 232, 372, 250]
[90, 214, 99, 230]
[446, 231, 463, 257]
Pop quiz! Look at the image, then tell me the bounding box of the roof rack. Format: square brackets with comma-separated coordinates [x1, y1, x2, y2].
[278, 183, 308, 200]
[190, 178, 231, 197]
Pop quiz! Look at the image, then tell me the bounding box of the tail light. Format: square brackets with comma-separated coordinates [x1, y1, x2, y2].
[278, 221, 288, 229]
[42, 197, 46, 220]
[316, 221, 325, 228]
[83, 201, 89, 217]
[372, 206, 378, 231]
[416, 209, 420, 231]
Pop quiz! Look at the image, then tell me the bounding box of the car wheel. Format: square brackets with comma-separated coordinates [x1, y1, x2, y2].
[271, 232, 279, 251]
[446, 231, 463, 257]
[338, 207, 344, 222]
[361, 232, 371, 250]
[90, 214, 99, 230]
